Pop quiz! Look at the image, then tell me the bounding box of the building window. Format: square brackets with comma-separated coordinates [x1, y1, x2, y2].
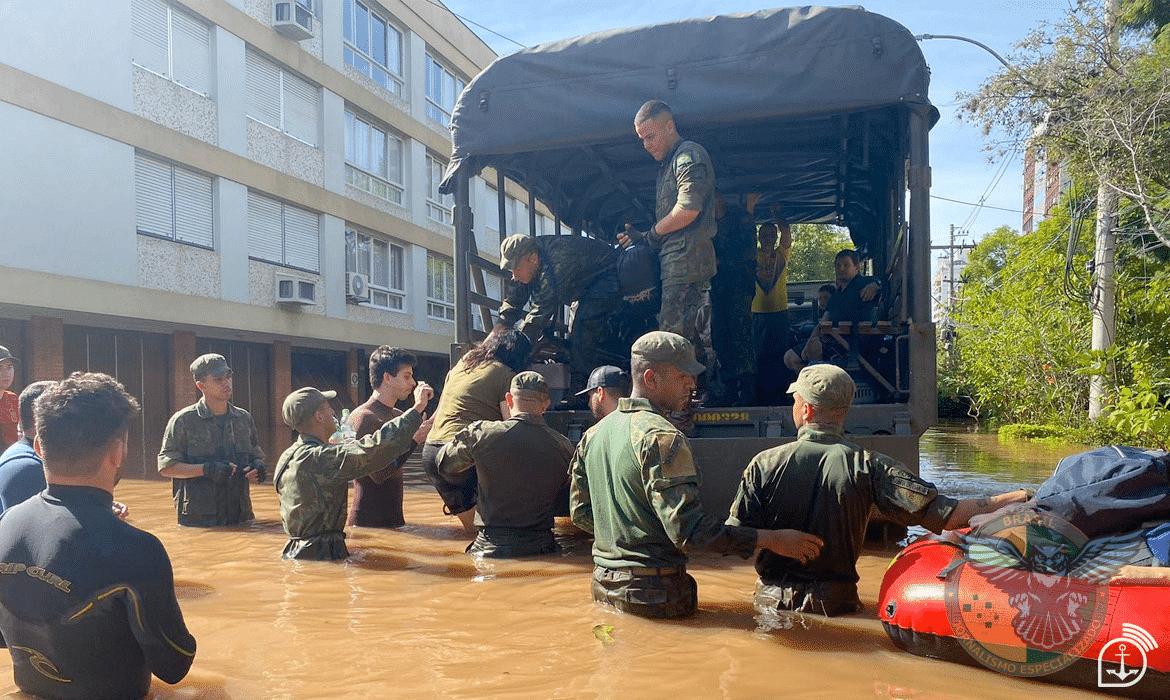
[346, 229, 405, 310]
[131, 0, 211, 96]
[343, 0, 404, 96]
[344, 111, 404, 205]
[425, 53, 464, 126]
[247, 191, 319, 272]
[245, 48, 319, 146]
[426, 154, 453, 225]
[427, 253, 455, 321]
[135, 153, 213, 248]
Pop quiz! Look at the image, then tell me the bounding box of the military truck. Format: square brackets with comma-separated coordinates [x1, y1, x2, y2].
[439, 6, 939, 517]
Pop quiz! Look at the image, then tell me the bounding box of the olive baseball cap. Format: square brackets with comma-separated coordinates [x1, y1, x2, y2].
[190, 353, 230, 379]
[499, 234, 538, 271]
[0, 346, 18, 365]
[282, 387, 337, 429]
[631, 331, 705, 377]
[787, 364, 855, 410]
[510, 371, 549, 400]
[576, 365, 630, 396]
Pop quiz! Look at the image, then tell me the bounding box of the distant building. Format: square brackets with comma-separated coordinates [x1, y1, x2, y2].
[1022, 148, 1069, 234]
[931, 248, 968, 326]
[0, 0, 552, 474]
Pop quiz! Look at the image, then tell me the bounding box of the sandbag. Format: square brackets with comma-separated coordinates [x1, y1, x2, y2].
[1034, 445, 1170, 538]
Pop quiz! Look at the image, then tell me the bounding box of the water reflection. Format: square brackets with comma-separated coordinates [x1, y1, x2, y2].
[919, 424, 1084, 498]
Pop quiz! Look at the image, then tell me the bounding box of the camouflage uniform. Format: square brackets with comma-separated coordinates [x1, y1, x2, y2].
[569, 397, 757, 618]
[654, 140, 717, 368]
[498, 235, 622, 380]
[711, 204, 758, 396]
[727, 423, 958, 616]
[438, 409, 574, 558]
[158, 399, 264, 527]
[273, 409, 422, 560]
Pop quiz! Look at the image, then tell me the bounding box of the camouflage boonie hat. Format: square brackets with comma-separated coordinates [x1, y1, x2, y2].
[0, 346, 17, 365]
[631, 331, 705, 377]
[510, 371, 549, 400]
[282, 387, 336, 429]
[499, 234, 539, 271]
[788, 364, 855, 410]
[190, 353, 230, 379]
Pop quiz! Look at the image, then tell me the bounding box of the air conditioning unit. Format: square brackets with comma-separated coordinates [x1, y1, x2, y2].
[273, 1, 313, 41]
[345, 272, 370, 304]
[275, 272, 317, 306]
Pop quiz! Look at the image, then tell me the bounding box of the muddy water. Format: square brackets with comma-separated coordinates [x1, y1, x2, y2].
[0, 429, 1113, 700]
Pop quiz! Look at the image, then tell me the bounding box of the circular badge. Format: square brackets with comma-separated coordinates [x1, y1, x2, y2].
[943, 510, 1111, 677]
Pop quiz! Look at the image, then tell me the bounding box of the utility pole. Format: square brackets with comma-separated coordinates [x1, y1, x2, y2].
[1089, 0, 1119, 419]
[930, 227, 975, 366]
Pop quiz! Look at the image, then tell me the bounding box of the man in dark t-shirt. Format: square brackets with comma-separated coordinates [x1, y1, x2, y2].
[0, 372, 196, 699]
[347, 347, 433, 528]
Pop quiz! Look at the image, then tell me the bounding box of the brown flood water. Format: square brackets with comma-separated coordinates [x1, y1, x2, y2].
[0, 473, 1116, 700]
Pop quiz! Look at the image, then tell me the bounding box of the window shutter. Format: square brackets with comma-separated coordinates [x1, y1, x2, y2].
[131, 0, 169, 76]
[171, 8, 211, 95]
[247, 191, 283, 263]
[245, 50, 281, 129]
[282, 72, 318, 145]
[173, 166, 213, 247]
[135, 154, 174, 238]
[283, 205, 319, 272]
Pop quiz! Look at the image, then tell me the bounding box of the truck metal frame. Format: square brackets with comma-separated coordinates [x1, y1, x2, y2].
[440, 6, 938, 516]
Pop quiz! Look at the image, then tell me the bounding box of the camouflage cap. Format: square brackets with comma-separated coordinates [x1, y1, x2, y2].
[282, 387, 337, 429]
[630, 331, 705, 377]
[510, 370, 549, 401]
[787, 363, 855, 410]
[499, 234, 538, 271]
[190, 353, 230, 379]
[576, 365, 630, 396]
[0, 345, 17, 365]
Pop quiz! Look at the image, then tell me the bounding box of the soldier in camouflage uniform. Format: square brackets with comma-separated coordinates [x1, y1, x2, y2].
[620, 100, 718, 375]
[569, 331, 823, 619]
[710, 193, 760, 406]
[727, 364, 1031, 616]
[273, 382, 432, 560]
[159, 354, 265, 527]
[498, 234, 622, 389]
[437, 372, 574, 558]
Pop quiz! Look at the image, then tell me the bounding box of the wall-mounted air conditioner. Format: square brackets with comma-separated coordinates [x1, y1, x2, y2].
[274, 1, 313, 41]
[346, 272, 370, 304]
[276, 272, 317, 305]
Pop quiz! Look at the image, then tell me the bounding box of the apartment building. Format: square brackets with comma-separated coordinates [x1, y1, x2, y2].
[0, 0, 553, 476]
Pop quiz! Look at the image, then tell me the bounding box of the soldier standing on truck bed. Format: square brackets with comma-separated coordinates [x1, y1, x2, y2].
[619, 100, 718, 423]
[497, 233, 622, 395]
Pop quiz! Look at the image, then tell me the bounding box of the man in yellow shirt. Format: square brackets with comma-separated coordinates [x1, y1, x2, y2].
[752, 220, 793, 404]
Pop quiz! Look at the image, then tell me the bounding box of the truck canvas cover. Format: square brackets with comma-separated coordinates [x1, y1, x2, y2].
[441, 5, 938, 251]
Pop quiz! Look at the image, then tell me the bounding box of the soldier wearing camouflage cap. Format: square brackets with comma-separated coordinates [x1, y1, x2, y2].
[497, 233, 622, 394]
[436, 370, 574, 558]
[273, 380, 433, 560]
[727, 363, 1031, 617]
[0, 345, 19, 449]
[158, 353, 266, 527]
[570, 331, 823, 619]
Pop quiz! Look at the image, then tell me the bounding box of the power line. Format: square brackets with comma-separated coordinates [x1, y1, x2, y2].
[931, 194, 1024, 214]
[427, 0, 528, 50]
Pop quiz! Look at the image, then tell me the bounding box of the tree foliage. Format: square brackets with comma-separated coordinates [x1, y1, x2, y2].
[960, 1, 1170, 249]
[787, 224, 853, 282]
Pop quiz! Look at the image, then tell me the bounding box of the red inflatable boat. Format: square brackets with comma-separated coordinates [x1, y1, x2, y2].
[879, 533, 1170, 697]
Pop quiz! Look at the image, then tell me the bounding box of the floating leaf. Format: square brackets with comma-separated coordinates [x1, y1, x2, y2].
[592, 623, 615, 645]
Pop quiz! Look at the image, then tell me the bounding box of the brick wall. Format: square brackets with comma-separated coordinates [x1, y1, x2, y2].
[26, 316, 63, 381]
[170, 330, 198, 412]
[271, 340, 292, 458]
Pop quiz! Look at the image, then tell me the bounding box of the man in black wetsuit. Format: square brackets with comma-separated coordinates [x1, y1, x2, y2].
[0, 372, 196, 700]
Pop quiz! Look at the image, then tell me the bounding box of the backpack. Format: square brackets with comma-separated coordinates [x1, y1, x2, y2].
[1034, 445, 1170, 538]
[616, 243, 659, 304]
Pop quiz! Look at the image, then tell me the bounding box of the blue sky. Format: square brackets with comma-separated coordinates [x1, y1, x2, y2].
[440, 1, 1075, 249]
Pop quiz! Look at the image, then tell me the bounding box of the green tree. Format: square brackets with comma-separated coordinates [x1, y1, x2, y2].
[961, 225, 1020, 284]
[786, 224, 853, 282]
